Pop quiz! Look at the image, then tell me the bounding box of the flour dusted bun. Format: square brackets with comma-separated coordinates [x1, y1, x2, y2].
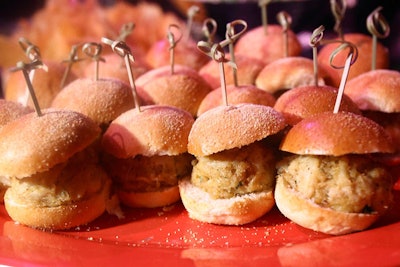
[234, 25, 302, 65]
[188, 104, 286, 157]
[255, 57, 338, 95]
[274, 176, 380, 235]
[197, 84, 276, 116]
[0, 99, 33, 129]
[135, 65, 212, 117]
[0, 109, 100, 178]
[102, 105, 194, 158]
[280, 111, 394, 156]
[274, 85, 361, 125]
[179, 179, 275, 225]
[51, 77, 135, 127]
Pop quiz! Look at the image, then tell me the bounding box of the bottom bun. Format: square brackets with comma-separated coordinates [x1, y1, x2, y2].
[179, 179, 275, 225]
[118, 186, 181, 208]
[4, 182, 110, 230]
[274, 176, 379, 235]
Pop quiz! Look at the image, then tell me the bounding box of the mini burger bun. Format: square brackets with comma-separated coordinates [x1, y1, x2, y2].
[234, 25, 302, 65]
[317, 33, 389, 85]
[273, 85, 361, 125]
[188, 104, 286, 157]
[102, 105, 194, 158]
[255, 57, 339, 94]
[196, 84, 276, 116]
[0, 99, 33, 129]
[135, 65, 212, 117]
[179, 179, 275, 225]
[4, 168, 111, 230]
[0, 109, 100, 178]
[118, 186, 180, 208]
[280, 111, 394, 156]
[274, 176, 379, 235]
[344, 69, 400, 113]
[51, 77, 135, 126]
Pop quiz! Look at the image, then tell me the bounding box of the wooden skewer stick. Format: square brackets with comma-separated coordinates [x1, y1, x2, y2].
[167, 24, 183, 75]
[82, 42, 105, 81]
[329, 41, 358, 114]
[225, 20, 248, 86]
[366, 6, 390, 71]
[102, 37, 141, 112]
[10, 60, 47, 116]
[277, 11, 292, 58]
[258, 0, 272, 35]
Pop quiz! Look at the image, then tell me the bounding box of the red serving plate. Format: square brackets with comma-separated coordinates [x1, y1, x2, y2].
[1, 166, 399, 267]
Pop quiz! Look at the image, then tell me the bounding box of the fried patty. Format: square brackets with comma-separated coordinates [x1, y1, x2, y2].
[191, 141, 276, 199]
[276, 154, 393, 214]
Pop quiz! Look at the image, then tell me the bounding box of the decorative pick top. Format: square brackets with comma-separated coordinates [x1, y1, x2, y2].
[10, 38, 48, 117]
[197, 20, 247, 107]
[102, 37, 141, 112]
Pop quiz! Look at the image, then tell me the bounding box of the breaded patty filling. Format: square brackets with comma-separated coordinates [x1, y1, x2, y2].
[191, 141, 276, 199]
[8, 148, 109, 207]
[276, 154, 393, 214]
[103, 153, 194, 193]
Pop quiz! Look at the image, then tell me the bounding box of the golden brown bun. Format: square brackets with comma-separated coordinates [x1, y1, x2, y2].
[118, 185, 180, 208]
[179, 178, 275, 225]
[274, 85, 361, 125]
[255, 57, 338, 94]
[0, 99, 33, 128]
[344, 69, 400, 113]
[0, 109, 100, 178]
[51, 77, 135, 126]
[274, 175, 379, 235]
[4, 60, 77, 108]
[188, 104, 286, 157]
[198, 55, 265, 89]
[83, 53, 151, 84]
[280, 111, 394, 156]
[102, 105, 194, 158]
[145, 39, 210, 71]
[234, 25, 302, 65]
[135, 65, 212, 117]
[4, 174, 110, 230]
[317, 33, 389, 85]
[197, 84, 276, 116]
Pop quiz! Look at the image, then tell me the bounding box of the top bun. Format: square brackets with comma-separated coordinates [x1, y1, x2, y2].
[51, 77, 135, 126]
[234, 25, 302, 65]
[0, 109, 101, 178]
[0, 99, 33, 128]
[197, 84, 276, 116]
[280, 111, 394, 156]
[101, 105, 194, 158]
[344, 69, 400, 113]
[274, 85, 361, 125]
[188, 104, 286, 157]
[255, 57, 338, 94]
[135, 65, 212, 117]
